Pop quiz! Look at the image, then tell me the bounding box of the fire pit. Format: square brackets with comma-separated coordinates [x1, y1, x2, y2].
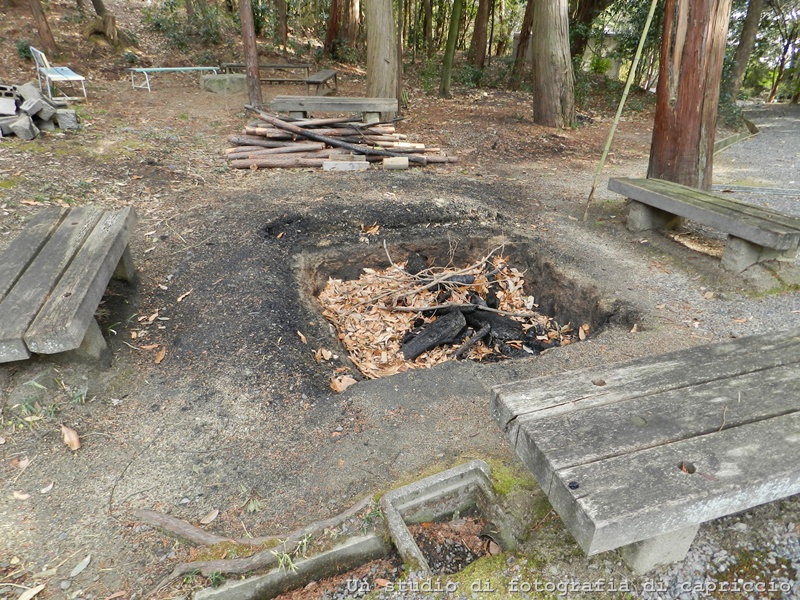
[296, 233, 616, 380]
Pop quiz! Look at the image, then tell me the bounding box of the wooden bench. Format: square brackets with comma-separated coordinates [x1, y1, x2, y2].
[270, 95, 398, 124]
[491, 330, 800, 572]
[608, 177, 800, 272]
[220, 62, 311, 83]
[304, 69, 338, 96]
[0, 206, 137, 365]
[129, 67, 219, 92]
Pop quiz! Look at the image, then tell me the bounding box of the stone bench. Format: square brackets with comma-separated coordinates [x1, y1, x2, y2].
[0, 206, 137, 365]
[304, 69, 338, 96]
[608, 177, 800, 272]
[270, 96, 399, 124]
[491, 330, 800, 572]
[129, 66, 219, 92]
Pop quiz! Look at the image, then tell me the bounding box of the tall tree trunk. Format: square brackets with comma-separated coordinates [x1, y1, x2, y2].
[569, 0, 613, 63]
[726, 0, 764, 99]
[511, 0, 534, 88]
[531, 0, 574, 128]
[648, 0, 733, 190]
[397, 0, 405, 107]
[366, 0, 398, 116]
[275, 0, 288, 50]
[342, 0, 360, 48]
[467, 0, 490, 68]
[90, 0, 106, 17]
[767, 26, 799, 102]
[439, 0, 464, 97]
[185, 0, 195, 19]
[239, 0, 263, 106]
[422, 0, 433, 56]
[325, 0, 342, 55]
[28, 0, 58, 56]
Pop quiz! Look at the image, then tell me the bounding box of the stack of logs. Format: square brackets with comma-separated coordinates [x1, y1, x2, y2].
[225, 107, 457, 170]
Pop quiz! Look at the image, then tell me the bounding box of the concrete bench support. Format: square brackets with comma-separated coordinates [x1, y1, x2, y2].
[0, 206, 137, 364]
[491, 330, 800, 572]
[608, 177, 800, 272]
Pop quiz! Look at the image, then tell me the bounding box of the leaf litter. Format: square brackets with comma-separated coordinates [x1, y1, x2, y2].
[318, 252, 581, 379]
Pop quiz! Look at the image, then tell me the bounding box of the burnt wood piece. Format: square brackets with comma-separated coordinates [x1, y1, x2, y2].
[452, 323, 491, 360]
[401, 310, 467, 360]
[464, 310, 523, 343]
[491, 329, 800, 572]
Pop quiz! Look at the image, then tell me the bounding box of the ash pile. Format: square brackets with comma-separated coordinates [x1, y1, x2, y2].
[0, 82, 79, 140]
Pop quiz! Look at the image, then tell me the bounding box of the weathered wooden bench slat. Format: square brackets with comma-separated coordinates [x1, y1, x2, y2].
[271, 95, 398, 114]
[305, 69, 338, 95]
[491, 331, 800, 430]
[25, 207, 137, 355]
[0, 207, 103, 362]
[609, 177, 800, 251]
[549, 411, 800, 555]
[0, 208, 64, 300]
[514, 364, 800, 497]
[492, 329, 800, 570]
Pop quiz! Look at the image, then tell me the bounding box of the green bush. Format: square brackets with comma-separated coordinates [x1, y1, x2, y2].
[589, 55, 612, 76]
[453, 63, 483, 89]
[15, 39, 32, 60]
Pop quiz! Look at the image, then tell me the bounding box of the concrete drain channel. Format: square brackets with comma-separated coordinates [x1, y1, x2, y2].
[195, 461, 520, 600]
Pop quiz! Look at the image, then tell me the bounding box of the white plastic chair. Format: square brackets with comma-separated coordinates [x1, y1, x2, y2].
[30, 46, 87, 102]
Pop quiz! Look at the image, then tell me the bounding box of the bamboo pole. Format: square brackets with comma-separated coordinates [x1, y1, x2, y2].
[582, 0, 660, 222]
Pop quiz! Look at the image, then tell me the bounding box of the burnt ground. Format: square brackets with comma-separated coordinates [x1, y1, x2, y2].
[3, 2, 800, 599]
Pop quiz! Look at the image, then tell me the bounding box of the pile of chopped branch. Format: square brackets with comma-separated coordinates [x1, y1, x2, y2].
[318, 248, 588, 379]
[225, 107, 458, 169]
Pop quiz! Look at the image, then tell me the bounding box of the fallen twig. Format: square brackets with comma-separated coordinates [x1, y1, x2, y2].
[452, 323, 491, 359]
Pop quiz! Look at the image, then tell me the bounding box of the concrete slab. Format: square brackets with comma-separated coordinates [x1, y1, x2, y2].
[200, 73, 247, 95]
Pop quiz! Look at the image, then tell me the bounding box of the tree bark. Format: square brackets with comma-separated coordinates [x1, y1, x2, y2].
[28, 0, 58, 56]
[569, 0, 613, 63]
[90, 0, 106, 17]
[766, 19, 799, 103]
[467, 0, 490, 69]
[531, 0, 575, 128]
[726, 0, 764, 99]
[342, 0, 360, 48]
[366, 0, 398, 117]
[275, 0, 288, 49]
[648, 0, 733, 190]
[239, 0, 263, 107]
[439, 0, 463, 97]
[325, 0, 342, 55]
[422, 0, 433, 56]
[510, 0, 534, 88]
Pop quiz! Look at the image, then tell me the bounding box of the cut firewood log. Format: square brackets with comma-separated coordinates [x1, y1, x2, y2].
[229, 157, 328, 169]
[227, 135, 289, 149]
[226, 142, 327, 158]
[401, 310, 467, 360]
[245, 106, 432, 164]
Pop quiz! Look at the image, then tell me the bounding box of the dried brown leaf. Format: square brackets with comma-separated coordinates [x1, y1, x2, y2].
[61, 424, 81, 451]
[13, 490, 31, 500]
[330, 376, 357, 393]
[154, 346, 167, 364]
[199, 509, 219, 525]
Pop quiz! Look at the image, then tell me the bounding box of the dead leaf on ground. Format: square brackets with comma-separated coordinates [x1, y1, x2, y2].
[297, 330, 307, 344]
[330, 376, 357, 392]
[17, 585, 45, 600]
[199, 509, 219, 525]
[40, 482, 54, 494]
[61, 424, 81, 451]
[13, 490, 31, 500]
[375, 578, 391, 588]
[177, 288, 193, 302]
[315, 348, 333, 362]
[70, 554, 91, 577]
[154, 346, 167, 364]
[140, 344, 159, 350]
[101, 592, 127, 600]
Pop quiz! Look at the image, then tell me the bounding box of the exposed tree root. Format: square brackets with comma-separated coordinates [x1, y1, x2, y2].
[138, 494, 375, 595]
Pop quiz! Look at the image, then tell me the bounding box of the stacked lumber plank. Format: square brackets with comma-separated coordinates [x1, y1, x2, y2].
[225, 110, 457, 170]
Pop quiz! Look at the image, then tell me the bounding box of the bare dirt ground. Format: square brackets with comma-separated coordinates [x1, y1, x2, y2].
[2, 2, 800, 599]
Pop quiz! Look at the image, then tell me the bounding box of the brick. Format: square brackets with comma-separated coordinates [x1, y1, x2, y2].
[17, 81, 44, 102]
[0, 97, 16, 116]
[21, 98, 44, 117]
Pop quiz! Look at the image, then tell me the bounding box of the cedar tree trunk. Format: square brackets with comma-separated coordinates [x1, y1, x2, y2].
[726, 0, 764, 99]
[29, 0, 58, 56]
[648, 0, 733, 190]
[239, 0, 263, 106]
[531, 0, 575, 128]
[366, 0, 398, 116]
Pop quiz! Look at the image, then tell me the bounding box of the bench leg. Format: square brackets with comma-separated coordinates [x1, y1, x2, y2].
[289, 111, 307, 119]
[721, 236, 798, 273]
[627, 200, 682, 233]
[67, 318, 111, 367]
[363, 112, 381, 125]
[112, 245, 136, 283]
[617, 525, 698, 573]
